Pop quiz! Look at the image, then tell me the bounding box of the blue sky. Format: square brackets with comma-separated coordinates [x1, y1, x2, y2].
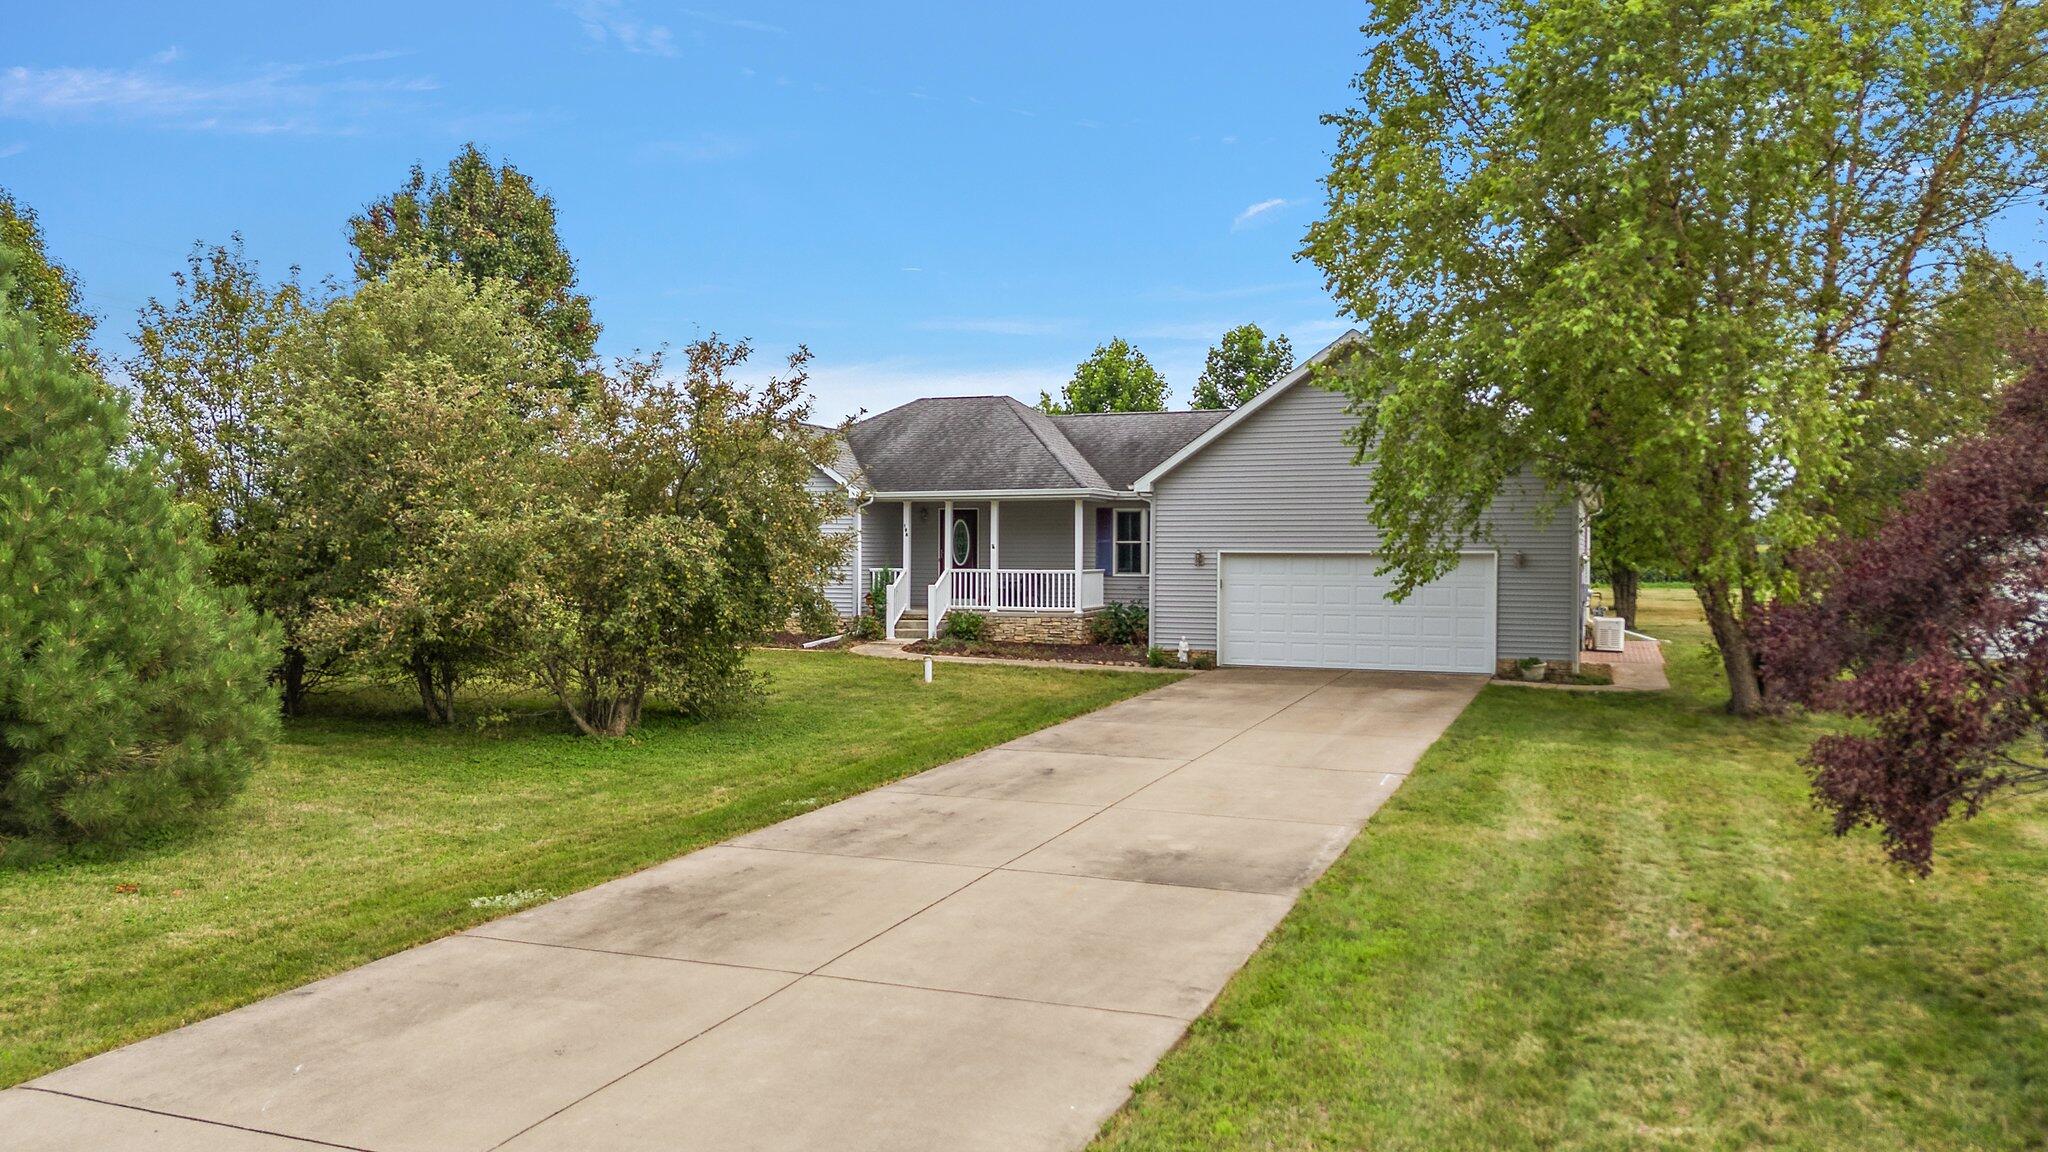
[2, 2, 1368, 420]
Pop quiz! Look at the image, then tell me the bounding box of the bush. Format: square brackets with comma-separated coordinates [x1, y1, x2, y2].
[1146, 646, 1172, 667]
[943, 611, 988, 641]
[1, 244, 279, 853]
[845, 612, 881, 641]
[1190, 651, 1216, 670]
[1089, 600, 1149, 645]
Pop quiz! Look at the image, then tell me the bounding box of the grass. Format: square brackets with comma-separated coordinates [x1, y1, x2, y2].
[0, 649, 1167, 1087]
[1095, 587, 2048, 1151]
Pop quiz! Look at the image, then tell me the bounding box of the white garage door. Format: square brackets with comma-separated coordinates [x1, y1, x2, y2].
[1219, 553, 1496, 672]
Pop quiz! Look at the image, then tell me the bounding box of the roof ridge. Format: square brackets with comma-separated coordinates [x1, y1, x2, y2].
[1001, 397, 1107, 490]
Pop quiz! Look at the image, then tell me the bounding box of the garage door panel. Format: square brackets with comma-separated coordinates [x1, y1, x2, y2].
[1220, 553, 1495, 673]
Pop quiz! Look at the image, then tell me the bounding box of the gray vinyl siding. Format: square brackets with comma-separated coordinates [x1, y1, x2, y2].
[808, 469, 859, 617]
[1149, 380, 1583, 661]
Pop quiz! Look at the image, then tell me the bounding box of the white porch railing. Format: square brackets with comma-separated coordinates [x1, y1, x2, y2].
[927, 568, 952, 639]
[881, 567, 909, 640]
[926, 568, 1108, 634]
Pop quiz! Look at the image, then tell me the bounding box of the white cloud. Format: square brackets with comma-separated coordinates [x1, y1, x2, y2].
[565, 0, 677, 56]
[0, 55, 436, 134]
[1231, 197, 1292, 231]
[681, 8, 786, 34]
[149, 46, 183, 66]
[911, 317, 1073, 337]
[0, 142, 24, 159]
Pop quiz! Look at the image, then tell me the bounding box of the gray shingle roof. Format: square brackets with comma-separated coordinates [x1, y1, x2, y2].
[840, 397, 1230, 494]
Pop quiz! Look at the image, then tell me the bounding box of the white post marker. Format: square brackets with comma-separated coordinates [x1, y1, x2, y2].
[923, 657, 933, 684]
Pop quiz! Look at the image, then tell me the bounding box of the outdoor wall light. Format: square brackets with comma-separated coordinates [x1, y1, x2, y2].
[1514, 551, 1528, 568]
[1194, 551, 1207, 567]
[919, 507, 929, 522]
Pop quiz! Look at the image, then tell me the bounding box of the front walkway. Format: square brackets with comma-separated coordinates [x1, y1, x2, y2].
[6, 668, 1484, 1152]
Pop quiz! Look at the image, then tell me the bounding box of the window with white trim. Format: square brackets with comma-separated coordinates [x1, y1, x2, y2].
[1113, 509, 1147, 575]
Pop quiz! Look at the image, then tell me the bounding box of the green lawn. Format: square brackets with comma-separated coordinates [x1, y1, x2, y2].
[0, 649, 1166, 1087]
[1096, 588, 2048, 1152]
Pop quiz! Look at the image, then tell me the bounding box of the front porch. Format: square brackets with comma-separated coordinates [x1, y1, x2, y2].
[866, 496, 1127, 639]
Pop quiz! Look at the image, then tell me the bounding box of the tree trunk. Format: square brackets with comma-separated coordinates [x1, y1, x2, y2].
[278, 646, 309, 718]
[1611, 564, 1640, 628]
[1697, 579, 1765, 716]
[411, 654, 456, 725]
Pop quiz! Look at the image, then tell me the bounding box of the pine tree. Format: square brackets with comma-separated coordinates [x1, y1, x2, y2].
[0, 242, 279, 854]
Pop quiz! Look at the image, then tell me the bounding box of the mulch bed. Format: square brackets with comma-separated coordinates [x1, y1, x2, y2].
[905, 638, 1153, 667]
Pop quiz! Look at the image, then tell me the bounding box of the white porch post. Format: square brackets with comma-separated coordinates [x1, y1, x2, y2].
[1072, 498, 1085, 615]
[942, 500, 954, 576]
[989, 499, 1002, 612]
[900, 501, 911, 581]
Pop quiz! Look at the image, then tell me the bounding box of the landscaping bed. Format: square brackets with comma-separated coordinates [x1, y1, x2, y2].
[905, 637, 1154, 666]
[759, 630, 848, 650]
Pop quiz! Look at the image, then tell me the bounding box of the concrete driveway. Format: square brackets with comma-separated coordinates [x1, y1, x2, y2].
[5, 667, 1483, 1152]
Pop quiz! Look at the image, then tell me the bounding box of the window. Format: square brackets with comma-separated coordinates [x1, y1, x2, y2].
[1113, 509, 1147, 575]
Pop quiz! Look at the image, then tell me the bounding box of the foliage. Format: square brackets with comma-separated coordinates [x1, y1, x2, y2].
[1192, 324, 1294, 409]
[1189, 651, 1216, 670]
[0, 243, 278, 854]
[845, 612, 882, 641]
[514, 339, 846, 736]
[1516, 655, 1544, 671]
[942, 610, 989, 642]
[1095, 588, 2048, 1152]
[1301, 0, 2048, 714]
[1755, 339, 2048, 875]
[1089, 599, 1149, 645]
[1040, 338, 1169, 413]
[2, 651, 1163, 1085]
[126, 239, 324, 711]
[347, 143, 598, 390]
[274, 262, 553, 724]
[1146, 646, 1172, 668]
[0, 188, 96, 370]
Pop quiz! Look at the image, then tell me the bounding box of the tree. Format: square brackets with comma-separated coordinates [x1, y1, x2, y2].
[276, 262, 552, 724]
[1040, 338, 1170, 413]
[1754, 338, 2048, 874]
[1, 241, 277, 854]
[1192, 324, 1294, 409]
[347, 144, 598, 390]
[0, 187, 96, 369]
[1302, 0, 2048, 713]
[127, 240, 324, 712]
[516, 339, 845, 736]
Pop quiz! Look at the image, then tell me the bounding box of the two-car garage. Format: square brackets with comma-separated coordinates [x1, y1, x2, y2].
[1217, 553, 1498, 673]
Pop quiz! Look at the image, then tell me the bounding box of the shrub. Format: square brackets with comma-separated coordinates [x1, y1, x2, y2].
[845, 613, 881, 641]
[1146, 646, 1172, 667]
[1, 243, 279, 853]
[1089, 600, 1149, 645]
[1190, 651, 1216, 670]
[943, 611, 988, 642]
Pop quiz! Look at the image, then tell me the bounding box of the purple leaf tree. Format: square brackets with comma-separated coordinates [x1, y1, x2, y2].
[1754, 338, 2048, 873]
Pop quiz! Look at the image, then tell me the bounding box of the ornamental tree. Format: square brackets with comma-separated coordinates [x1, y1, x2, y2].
[1040, 338, 1170, 413]
[1754, 338, 2048, 874]
[275, 262, 553, 724]
[1, 241, 278, 853]
[1193, 324, 1294, 409]
[1302, 0, 2048, 714]
[515, 339, 845, 736]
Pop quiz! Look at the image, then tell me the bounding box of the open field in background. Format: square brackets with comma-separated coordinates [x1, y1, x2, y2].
[1095, 587, 2048, 1151]
[0, 651, 1166, 1086]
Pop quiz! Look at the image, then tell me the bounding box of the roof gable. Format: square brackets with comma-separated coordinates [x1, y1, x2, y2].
[1131, 331, 1363, 492]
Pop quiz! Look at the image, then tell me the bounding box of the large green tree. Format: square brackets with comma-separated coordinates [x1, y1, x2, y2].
[0, 188, 96, 370]
[1040, 338, 1170, 413]
[348, 144, 598, 390]
[126, 240, 324, 712]
[276, 262, 553, 724]
[1193, 323, 1294, 409]
[1303, 0, 2048, 713]
[1, 242, 277, 854]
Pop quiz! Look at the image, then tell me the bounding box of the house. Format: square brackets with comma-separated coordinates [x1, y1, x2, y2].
[812, 333, 1588, 673]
